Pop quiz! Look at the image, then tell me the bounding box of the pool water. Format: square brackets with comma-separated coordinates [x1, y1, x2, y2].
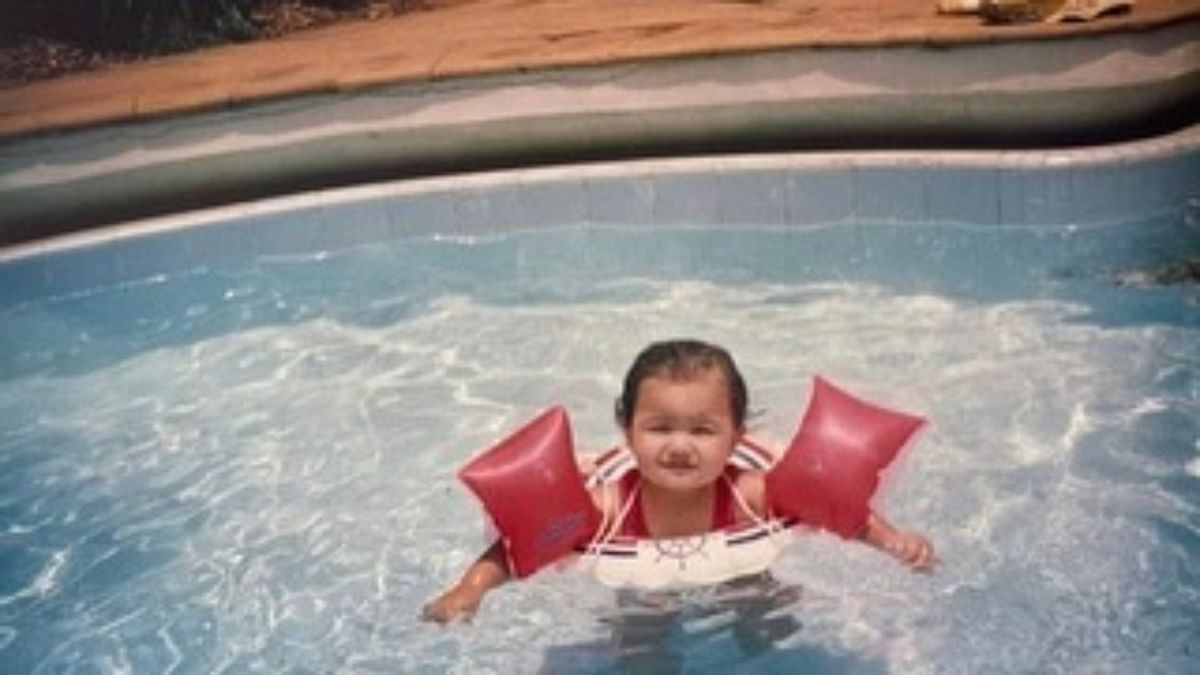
[1, 220, 1197, 673]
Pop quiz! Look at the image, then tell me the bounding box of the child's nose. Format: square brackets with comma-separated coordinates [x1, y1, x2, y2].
[664, 433, 694, 454]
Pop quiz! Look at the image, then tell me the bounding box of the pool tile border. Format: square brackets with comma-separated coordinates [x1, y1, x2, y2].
[1, 126, 1197, 308]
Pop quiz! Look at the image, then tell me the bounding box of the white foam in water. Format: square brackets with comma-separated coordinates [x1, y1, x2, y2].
[0, 230, 1197, 673]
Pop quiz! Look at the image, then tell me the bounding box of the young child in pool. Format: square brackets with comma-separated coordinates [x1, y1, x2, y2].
[422, 339, 936, 623]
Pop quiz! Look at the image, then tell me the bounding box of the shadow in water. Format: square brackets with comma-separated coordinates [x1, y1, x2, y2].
[539, 573, 886, 674]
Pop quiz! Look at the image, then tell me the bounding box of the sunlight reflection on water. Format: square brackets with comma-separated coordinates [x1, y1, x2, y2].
[0, 223, 1197, 673]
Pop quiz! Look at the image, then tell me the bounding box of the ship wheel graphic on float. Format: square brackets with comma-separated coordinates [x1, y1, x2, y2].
[653, 535, 710, 570]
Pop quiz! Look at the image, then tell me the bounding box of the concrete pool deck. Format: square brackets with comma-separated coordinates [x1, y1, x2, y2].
[0, 0, 1198, 244]
[1, 0, 1198, 139]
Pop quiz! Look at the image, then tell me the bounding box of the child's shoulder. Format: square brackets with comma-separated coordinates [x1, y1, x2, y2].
[732, 468, 768, 517]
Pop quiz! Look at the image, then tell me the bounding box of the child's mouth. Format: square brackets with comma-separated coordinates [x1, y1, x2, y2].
[659, 460, 698, 472]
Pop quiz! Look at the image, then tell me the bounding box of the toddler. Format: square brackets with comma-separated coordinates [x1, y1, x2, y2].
[423, 339, 935, 623]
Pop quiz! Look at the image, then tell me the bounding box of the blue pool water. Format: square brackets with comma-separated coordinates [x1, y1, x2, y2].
[1, 159, 1199, 673]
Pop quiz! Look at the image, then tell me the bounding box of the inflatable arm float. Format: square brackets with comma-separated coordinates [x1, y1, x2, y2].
[458, 407, 601, 578]
[765, 376, 926, 539]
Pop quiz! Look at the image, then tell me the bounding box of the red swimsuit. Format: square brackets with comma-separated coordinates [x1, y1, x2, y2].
[616, 468, 742, 537]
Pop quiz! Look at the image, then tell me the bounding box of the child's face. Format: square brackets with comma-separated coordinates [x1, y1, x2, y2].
[625, 368, 740, 494]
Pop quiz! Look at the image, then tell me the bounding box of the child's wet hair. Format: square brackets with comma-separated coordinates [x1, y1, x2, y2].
[615, 339, 748, 429]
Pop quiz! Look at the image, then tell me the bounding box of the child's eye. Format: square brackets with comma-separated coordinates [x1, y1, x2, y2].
[692, 426, 716, 436]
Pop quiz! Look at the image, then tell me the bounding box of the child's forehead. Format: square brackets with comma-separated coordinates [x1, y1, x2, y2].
[641, 365, 729, 389]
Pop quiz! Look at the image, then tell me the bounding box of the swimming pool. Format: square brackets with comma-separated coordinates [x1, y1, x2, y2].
[1, 131, 1198, 672]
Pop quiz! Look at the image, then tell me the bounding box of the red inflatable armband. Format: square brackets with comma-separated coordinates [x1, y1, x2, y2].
[766, 376, 926, 539]
[459, 406, 601, 578]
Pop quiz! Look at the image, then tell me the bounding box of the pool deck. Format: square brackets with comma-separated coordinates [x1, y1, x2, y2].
[1, 0, 1197, 140]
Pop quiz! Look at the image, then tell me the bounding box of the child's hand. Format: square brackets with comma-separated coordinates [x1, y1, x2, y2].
[421, 583, 485, 624]
[880, 530, 937, 571]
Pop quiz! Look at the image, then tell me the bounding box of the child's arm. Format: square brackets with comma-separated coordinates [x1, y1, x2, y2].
[860, 512, 937, 571]
[421, 539, 511, 623]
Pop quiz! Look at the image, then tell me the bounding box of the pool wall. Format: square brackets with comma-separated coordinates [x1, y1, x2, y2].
[0, 18, 1197, 244]
[1, 123, 1197, 311]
